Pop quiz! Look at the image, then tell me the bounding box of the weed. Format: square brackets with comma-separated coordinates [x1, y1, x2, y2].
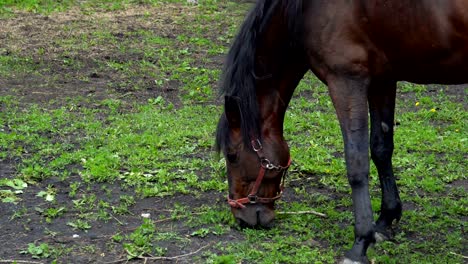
[0, 1, 465, 263]
[112, 233, 124, 243]
[67, 219, 91, 231]
[191, 228, 210, 238]
[123, 218, 166, 259]
[20, 242, 52, 259]
[36, 184, 57, 202]
[36, 206, 66, 223]
[69, 182, 80, 198]
[0, 178, 27, 203]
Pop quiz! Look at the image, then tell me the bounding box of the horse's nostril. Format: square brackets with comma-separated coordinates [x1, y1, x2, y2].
[233, 205, 276, 229]
[236, 218, 251, 229]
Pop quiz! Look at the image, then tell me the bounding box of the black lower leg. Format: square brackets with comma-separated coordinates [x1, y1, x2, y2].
[374, 162, 402, 238]
[369, 81, 402, 237]
[342, 131, 375, 262]
[344, 175, 375, 263]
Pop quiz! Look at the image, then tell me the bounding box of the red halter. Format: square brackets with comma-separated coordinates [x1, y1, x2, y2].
[227, 139, 291, 209]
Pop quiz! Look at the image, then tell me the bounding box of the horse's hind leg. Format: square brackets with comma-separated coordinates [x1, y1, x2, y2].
[368, 80, 402, 241]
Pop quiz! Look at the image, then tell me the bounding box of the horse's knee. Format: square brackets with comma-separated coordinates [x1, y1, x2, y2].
[370, 125, 394, 165]
[370, 143, 393, 165]
[347, 173, 369, 188]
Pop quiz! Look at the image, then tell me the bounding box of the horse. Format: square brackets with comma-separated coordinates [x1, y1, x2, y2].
[215, 0, 468, 263]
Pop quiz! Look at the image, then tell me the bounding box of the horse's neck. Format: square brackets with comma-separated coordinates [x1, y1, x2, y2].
[255, 84, 290, 137]
[255, 58, 308, 135]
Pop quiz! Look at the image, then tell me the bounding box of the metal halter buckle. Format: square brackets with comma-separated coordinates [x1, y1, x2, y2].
[248, 194, 258, 203]
[251, 139, 262, 152]
[261, 158, 274, 170]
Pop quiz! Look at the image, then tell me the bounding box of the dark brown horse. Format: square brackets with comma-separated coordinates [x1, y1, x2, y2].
[216, 0, 468, 263]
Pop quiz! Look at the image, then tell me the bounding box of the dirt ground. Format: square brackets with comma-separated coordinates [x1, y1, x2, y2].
[0, 3, 466, 264]
[0, 5, 228, 263]
[0, 7, 187, 107]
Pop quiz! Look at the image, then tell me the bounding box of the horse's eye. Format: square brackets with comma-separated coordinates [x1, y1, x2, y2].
[226, 153, 238, 163]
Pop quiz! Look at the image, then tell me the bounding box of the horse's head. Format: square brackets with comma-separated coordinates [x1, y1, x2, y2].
[217, 96, 291, 228]
[215, 0, 300, 228]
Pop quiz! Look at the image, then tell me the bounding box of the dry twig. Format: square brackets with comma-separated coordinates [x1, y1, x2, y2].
[0, 260, 44, 264]
[449, 252, 468, 259]
[140, 243, 211, 261]
[278, 210, 327, 218]
[102, 243, 212, 264]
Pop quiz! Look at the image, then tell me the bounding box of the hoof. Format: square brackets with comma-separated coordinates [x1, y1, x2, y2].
[374, 231, 390, 243]
[339, 257, 369, 264]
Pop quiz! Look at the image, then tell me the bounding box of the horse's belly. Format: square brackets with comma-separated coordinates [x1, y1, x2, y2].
[394, 52, 468, 85]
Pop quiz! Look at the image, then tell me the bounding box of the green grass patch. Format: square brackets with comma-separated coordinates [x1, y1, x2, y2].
[0, 0, 466, 263]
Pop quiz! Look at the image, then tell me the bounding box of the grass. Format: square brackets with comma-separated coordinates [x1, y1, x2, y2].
[0, 0, 466, 263]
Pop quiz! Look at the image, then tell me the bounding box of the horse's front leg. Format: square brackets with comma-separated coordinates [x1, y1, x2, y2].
[328, 76, 374, 264]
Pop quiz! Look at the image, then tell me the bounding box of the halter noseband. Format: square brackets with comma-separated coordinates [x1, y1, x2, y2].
[227, 139, 291, 209]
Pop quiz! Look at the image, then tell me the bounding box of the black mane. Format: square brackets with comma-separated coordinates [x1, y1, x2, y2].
[216, 0, 303, 153]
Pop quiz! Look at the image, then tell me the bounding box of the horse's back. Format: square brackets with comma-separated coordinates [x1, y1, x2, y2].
[303, 0, 468, 84]
[364, 0, 468, 83]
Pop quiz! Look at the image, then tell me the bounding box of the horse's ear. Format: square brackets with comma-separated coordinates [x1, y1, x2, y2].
[224, 95, 242, 129]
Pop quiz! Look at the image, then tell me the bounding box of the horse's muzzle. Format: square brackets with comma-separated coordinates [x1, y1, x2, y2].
[232, 203, 275, 228]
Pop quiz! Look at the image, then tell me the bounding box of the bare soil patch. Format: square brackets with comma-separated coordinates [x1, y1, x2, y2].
[0, 3, 466, 263]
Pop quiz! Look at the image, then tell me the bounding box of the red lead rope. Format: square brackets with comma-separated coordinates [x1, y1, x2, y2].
[227, 139, 292, 209]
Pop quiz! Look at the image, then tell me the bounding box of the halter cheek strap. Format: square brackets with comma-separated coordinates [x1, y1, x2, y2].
[227, 139, 291, 209]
